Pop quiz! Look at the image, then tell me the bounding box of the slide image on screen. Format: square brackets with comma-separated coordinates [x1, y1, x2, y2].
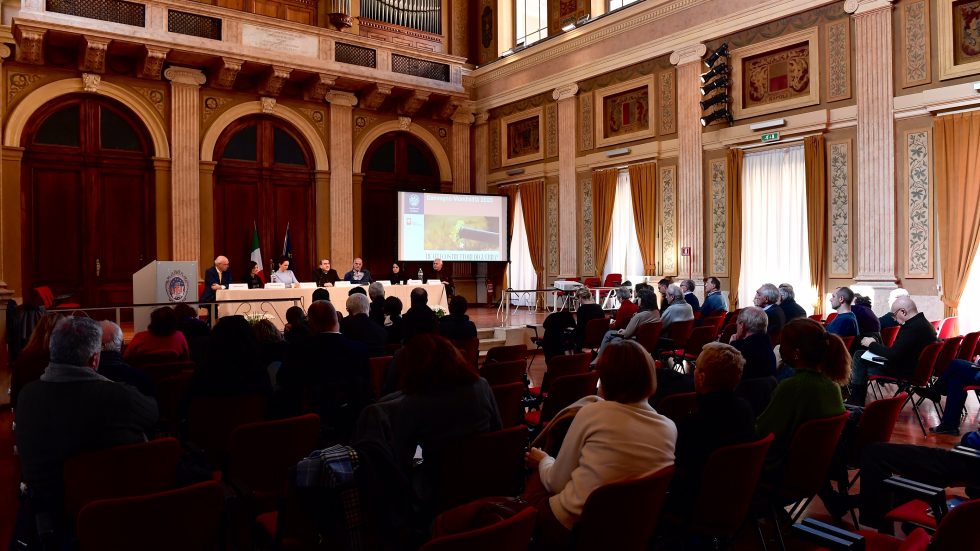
[398, 192, 509, 262]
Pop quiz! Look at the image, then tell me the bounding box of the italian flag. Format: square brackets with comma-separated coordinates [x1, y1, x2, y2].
[250, 222, 264, 283]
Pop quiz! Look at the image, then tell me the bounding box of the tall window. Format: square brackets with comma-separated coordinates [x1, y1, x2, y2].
[960, 253, 980, 334]
[738, 145, 815, 313]
[603, 170, 645, 282]
[608, 0, 640, 11]
[510, 191, 538, 306]
[515, 0, 547, 46]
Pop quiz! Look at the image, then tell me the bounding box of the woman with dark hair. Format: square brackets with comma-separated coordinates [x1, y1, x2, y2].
[246, 261, 264, 289]
[389, 262, 407, 285]
[124, 306, 190, 362]
[524, 340, 676, 547]
[757, 318, 849, 474]
[9, 313, 64, 409]
[187, 315, 271, 400]
[383, 296, 404, 344]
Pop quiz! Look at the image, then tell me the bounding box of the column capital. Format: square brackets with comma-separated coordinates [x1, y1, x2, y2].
[670, 43, 707, 66]
[164, 66, 206, 86]
[474, 111, 490, 125]
[451, 109, 475, 125]
[552, 83, 579, 101]
[845, 0, 893, 15]
[325, 90, 358, 107]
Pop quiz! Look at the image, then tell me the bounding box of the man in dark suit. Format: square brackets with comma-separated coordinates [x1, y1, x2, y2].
[777, 283, 807, 322]
[402, 287, 439, 342]
[680, 279, 701, 312]
[314, 258, 340, 287]
[425, 257, 455, 298]
[847, 296, 937, 406]
[277, 301, 373, 442]
[754, 283, 785, 341]
[729, 307, 777, 380]
[201, 255, 232, 304]
[343, 257, 373, 284]
[340, 293, 388, 356]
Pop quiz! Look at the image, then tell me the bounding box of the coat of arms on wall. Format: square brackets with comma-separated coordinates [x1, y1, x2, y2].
[500, 107, 544, 166]
[731, 28, 820, 120]
[593, 76, 656, 148]
[939, 0, 980, 79]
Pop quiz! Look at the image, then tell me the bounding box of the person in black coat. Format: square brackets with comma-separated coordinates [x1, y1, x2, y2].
[777, 283, 808, 322]
[755, 283, 786, 340]
[425, 258, 455, 298]
[201, 256, 232, 304]
[384, 296, 405, 344]
[97, 321, 155, 398]
[340, 293, 388, 356]
[402, 287, 439, 342]
[368, 282, 387, 326]
[729, 307, 777, 380]
[573, 287, 605, 351]
[680, 279, 701, 312]
[439, 296, 477, 341]
[389, 263, 407, 285]
[314, 259, 340, 287]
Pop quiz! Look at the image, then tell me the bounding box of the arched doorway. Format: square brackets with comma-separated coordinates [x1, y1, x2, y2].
[21, 95, 156, 306]
[360, 132, 443, 276]
[213, 116, 315, 279]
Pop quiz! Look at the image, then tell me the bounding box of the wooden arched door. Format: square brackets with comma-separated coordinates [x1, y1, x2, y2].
[213, 116, 315, 280]
[360, 132, 443, 276]
[21, 95, 156, 306]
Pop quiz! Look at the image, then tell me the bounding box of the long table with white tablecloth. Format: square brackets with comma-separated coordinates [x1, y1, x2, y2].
[215, 283, 448, 329]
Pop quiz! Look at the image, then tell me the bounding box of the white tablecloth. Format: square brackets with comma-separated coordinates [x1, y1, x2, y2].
[215, 283, 448, 329]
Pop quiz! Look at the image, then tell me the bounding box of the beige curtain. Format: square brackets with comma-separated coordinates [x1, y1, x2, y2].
[520, 179, 546, 291]
[726, 148, 744, 308]
[503, 186, 519, 290]
[935, 112, 980, 315]
[628, 161, 658, 275]
[591, 168, 619, 275]
[804, 135, 828, 316]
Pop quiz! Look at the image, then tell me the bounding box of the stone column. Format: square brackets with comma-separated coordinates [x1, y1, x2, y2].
[0, 43, 12, 286]
[847, 0, 898, 305]
[554, 84, 579, 278]
[326, 91, 358, 271]
[473, 112, 490, 302]
[451, 108, 474, 193]
[670, 44, 708, 281]
[164, 66, 206, 264]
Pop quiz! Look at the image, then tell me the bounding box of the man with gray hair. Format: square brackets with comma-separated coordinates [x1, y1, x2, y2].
[661, 284, 695, 330]
[96, 321, 154, 397]
[729, 307, 777, 379]
[15, 317, 158, 540]
[680, 279, 701, 312]
[753, 283, 786, 340]
[368, 281, 386, 326]
[202, 255, 232, 304]
[777, 283, 806, 322]
[340, 293, 387, 356]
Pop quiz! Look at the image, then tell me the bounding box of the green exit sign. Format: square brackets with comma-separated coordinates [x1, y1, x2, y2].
[761, 132, 780, 143]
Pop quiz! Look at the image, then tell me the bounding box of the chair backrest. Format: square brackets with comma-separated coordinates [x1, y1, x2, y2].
[76, 480, 225, 551]
[227, 413, 321, 496]
[779, 413, 849, 503]
[451, 337, 480, 369]
[723, 308, 743, 328]
[703, 314, 727, 338]
[491, 383, 526, 428]
[929, 498, 980, 551]
[583, 317, 610, 350]
[572, 466, 675, 550]
[186, 394, 268, 467]
[930, 319, 942, 331]
[583, 277, 601, 288]
[421, 505, 537, 551]
[909, 341, 944, 387]
[882, 325, 900, 347]
[64, 437, 182, 521]
[666, 319, 695, 349]
[541, 352, 592, 394]
[437, 426, 529, 511]
[634, 321, 664, 354]
[656, 392, 698, 424]
[807, 314, 823, 322]
[480, 359, 526, 387]
[932, 337, 963, 379]
[683, 326, 718, 358]
[368, 355, 393, 397]
[138, 360, 196, 382]
[938, 317, 959, 339]
[602, 273, 622, 287]
[848, 392, 907, 467]
[128, 351, 186, 369]
[485, 344, 527, 364]
[840, 336, 855, 352]
[956, 331, 980, 361]
[825, 312, 838, 325]
[691, 433, 775, 538]
[155, 371, 193, 435]
[718, 323, 737, 345]
[32, 286, 55, 308]
[541, 372, 599, 424]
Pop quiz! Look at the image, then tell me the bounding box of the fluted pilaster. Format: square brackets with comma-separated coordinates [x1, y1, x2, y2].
[473, 112, 489, 194]
[164, 66, 206, 263]
[554, 84, 579, 278]
[671, 44, 707, 280]
[326, 91, 358, 270]
[451, 109, 474, 193]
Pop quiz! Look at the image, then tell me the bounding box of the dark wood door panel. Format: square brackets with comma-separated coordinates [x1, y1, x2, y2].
[29, 167, 85, 296]
[214, 177, 260, 278]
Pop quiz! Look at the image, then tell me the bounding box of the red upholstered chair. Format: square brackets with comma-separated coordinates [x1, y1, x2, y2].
[673, 325, 719, 369]
[840, 335, 855, 353]
[582, 277, 601, 289]
[571, 466, 675, 550]
[931, 336, 963, 381]
[32, 285, 80, 309]
[127, 351, 187, 369]
[701, 312, 727, 338]
[480, 359, 526, 387]
[931, 319, 942, 332]
[524, 371, 599, 430]
[724, 308, 743, 328]
[658, 319, 695, 360]
[528, 352, 591, 403]
[186, 394, 268, 468]
[718, 323, 737, 346]
[938, 317, 959, 339]
[634, 321, 663, 355]
[583, 317, 610, 352]
[436, 426, 529, 511]
[656, 391, 698, 424]
[867, 342, 943, 437]
[601, 273, 622, 287]
[451, 337, 480, 370]
[491, 382, 526, 428]
[956, 331, 980, 361]
[137, 360, 196, 382]
[825, 312, 839, 325]
[485, 344, 527, 364]
[76, 481, 226, 551]
[368, 355, 393, 397]
[64, 437, 182, 522]
[422, 501, 537, 551]
[808, 314, 823, 322]
[881, 326, 900, 347]
[155, 371, 193, 435]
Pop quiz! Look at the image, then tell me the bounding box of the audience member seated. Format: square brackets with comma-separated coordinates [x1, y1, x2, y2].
[541, 303, 576, 361]
[610, 284, 638, 330]
[680, 279, 701, 312]
[284, 305, 312, 345]
[384, 296, 405, 344]
[852, 294, 881, 337]
[98, 321, 155, 398]
[124, 307, 190, 364]
[187, 316, 271, 402]
[729, 307, 777, 380]
[9, 312, 63, 409]
[661, 284, 695, 330]
[777, 283, 807, 322]
[921, 358, 980, 436]
[341, 293, 388, 356]
[700, 276, 729, 318]
[657, 278, 673, 312]
[524, 340, 676, 548]
[757, 318, 849, 477]
[439, 295, 478, 341]
[312, 288, 331, 302]
[174, 303, 209, 363]
[826, 286, 859, 339]
[594, 289, 661, 361]
[755, 284, 786, 340]
[246, 260, 264, 289]
[670, 342, 757, 515]
[573, 287, 605, 350]
[252, 319, 287, 386]
[368, 282, 386, 326]
[846, 296, 936, 406]
[278, 301, 372, 441]
[14, 317, 158, 548]
[877, 289, 909, 330]
[402, 287, 439, 342]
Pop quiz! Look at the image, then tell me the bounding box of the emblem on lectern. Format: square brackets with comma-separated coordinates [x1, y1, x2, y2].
[164, 270, 189, 302]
